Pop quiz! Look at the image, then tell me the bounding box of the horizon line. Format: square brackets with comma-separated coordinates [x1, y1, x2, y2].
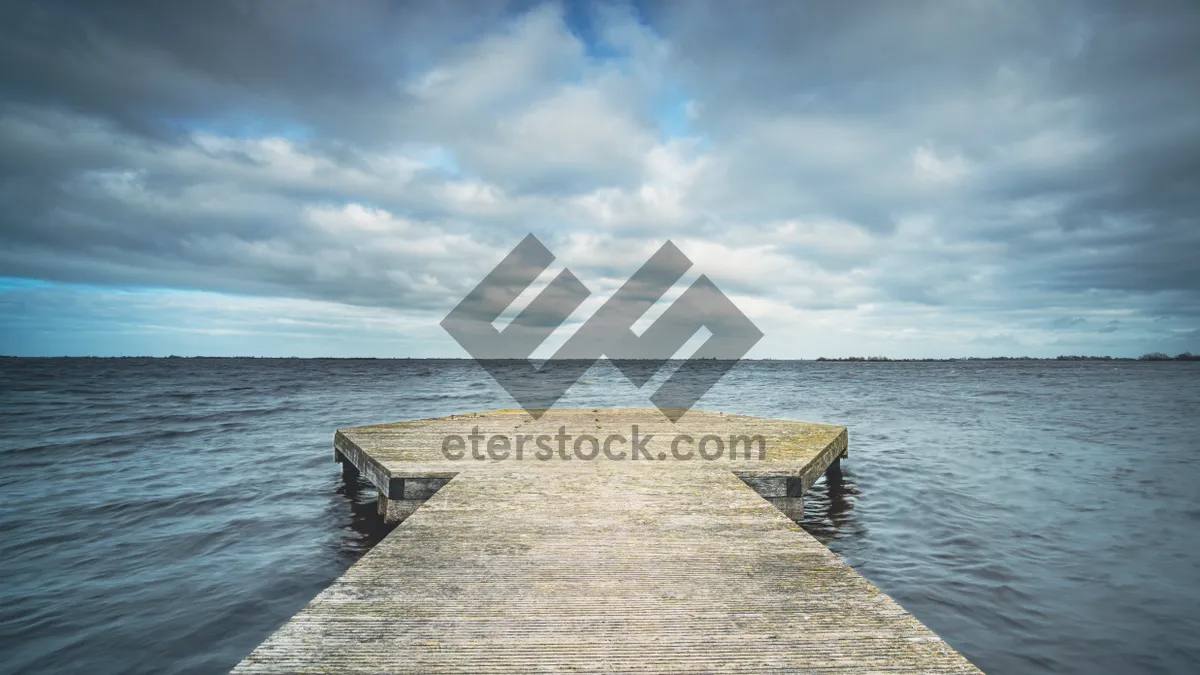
[2, 354, 1195, 362]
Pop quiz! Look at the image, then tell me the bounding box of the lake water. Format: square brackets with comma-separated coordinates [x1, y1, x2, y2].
[0, 358, 1197, 674]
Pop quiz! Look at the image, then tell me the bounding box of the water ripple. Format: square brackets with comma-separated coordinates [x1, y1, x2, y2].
[0, 359, 1197, 674]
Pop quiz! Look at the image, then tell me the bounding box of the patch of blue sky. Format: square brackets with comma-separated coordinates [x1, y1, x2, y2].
[561, 0, 618, 61]
[654, 89, 692, 140]
[561, 0, 651, 73]
[417, 146, 462, 177]
[558, 1, 704, 146]
[0, 276, 236, 304]
[651, 87, 711, 151]
[0, 277, 54, 291]
[160, 112, 315, 142]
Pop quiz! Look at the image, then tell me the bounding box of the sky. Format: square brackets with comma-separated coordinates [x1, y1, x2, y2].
[0, 0, 1198, 359]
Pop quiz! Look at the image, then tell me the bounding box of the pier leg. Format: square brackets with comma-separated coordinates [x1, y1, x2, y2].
[335, 449, 358, 474]
[774, 475, 805, 521]
[741, 476, 807, 522]
[824, 457, 843, 486]
[377, 491, 422, 525]
[767, 496, 805, 521]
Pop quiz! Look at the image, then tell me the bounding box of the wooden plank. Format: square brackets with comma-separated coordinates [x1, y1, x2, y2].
[236, 410, 981, 674]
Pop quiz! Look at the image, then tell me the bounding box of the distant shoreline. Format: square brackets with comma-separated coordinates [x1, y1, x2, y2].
[2, 354, 1197, 362]
[813, 353, 1198, 362]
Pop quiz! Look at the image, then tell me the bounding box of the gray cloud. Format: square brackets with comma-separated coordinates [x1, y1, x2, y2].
[0, 0, 1197, 357]
[654, 0, 1200, 296]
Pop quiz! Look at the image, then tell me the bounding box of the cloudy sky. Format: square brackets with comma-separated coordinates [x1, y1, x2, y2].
[1, 0, 1197, 358]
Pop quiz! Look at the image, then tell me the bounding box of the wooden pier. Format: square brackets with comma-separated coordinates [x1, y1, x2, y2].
[235, 409, 981, 673]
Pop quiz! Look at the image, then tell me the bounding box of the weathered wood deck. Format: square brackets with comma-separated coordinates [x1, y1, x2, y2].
[235, 410, 981, 674]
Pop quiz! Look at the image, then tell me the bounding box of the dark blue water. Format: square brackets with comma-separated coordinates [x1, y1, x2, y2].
[0, 359, 1197, 674]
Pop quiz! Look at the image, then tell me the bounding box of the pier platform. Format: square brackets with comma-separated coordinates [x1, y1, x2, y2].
[235, 409, 981, 673]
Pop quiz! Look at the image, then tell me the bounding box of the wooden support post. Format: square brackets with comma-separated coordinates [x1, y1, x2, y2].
[335, 449, 361, 483]
[377, 491, 422, 525]
[825, 457, 843, 485]
[767, 496, 804, 521]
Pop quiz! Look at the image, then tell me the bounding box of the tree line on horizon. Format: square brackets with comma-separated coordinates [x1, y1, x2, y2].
[813, 353, 1198, 362]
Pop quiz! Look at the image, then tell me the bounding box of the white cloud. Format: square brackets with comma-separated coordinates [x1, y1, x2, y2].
[913, 146, 970, 183]
[0, 1, 1196, 358]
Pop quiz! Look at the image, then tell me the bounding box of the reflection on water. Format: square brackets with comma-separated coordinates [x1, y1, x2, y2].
[333, 470, 398, 558]
[801, 460, 867, 548]
[0, 358, 1198, 674]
